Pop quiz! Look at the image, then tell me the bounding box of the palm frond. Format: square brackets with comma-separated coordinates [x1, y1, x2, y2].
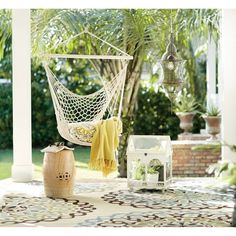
[0, 9, 11, 59]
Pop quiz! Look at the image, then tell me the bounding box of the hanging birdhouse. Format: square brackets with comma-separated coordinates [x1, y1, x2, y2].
[159, 33, 185, 101]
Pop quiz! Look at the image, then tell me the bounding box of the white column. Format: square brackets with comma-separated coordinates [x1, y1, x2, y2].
[221, 9, 236, 162]
[206, 33, 217, 109]
[12, 9, 33, 181]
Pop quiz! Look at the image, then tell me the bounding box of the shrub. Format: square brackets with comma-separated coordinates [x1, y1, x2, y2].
[133, 85, 204, 139]
[0, 83, 12, 148]
[133, 86, 181, 139]
[31, 64, 61, 147]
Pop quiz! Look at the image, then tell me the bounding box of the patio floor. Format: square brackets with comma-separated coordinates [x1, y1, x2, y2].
[0, 177, 235, 227]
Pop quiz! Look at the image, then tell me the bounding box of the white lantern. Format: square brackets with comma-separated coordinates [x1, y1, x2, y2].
[126, 135, 172, 191]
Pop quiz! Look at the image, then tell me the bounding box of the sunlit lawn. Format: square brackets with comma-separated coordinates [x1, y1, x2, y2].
[0, 146, 91, 180]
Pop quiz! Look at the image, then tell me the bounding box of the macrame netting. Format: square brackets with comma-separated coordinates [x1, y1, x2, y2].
[43, 59, 129, 146]
[42, 30, 132, 146]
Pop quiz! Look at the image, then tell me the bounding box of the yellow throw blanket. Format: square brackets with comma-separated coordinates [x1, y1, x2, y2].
[88, 117, 122, 176]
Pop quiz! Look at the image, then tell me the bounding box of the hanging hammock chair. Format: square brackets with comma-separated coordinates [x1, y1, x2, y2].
[43, 29, 133, 146]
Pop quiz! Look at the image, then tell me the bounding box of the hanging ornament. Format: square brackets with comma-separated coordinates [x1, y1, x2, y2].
[159, 11, 186, 101]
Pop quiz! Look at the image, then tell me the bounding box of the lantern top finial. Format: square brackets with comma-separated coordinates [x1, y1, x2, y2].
[161, 33, 182, 62]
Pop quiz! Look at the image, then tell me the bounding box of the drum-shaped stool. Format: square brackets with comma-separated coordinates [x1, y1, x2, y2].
[42, 147, 76, 198]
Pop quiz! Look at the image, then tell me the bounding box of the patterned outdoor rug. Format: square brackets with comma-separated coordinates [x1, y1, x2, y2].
[0, 178, 235, 227]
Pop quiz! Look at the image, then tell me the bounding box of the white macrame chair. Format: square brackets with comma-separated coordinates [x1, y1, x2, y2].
[43, 29, 133, 146]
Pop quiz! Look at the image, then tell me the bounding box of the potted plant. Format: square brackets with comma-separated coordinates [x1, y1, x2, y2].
[174, 91, 198, 134]
[202, 103, 221, 140]
[133, 159, 145, 181]
[146, 159, 161, 185]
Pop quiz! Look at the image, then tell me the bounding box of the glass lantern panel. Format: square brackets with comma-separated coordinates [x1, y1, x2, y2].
[160, 61, 185, 85]
[127, 135, 172, 156]
[130, 159, 146, 181]
[166, 161, 171, 180]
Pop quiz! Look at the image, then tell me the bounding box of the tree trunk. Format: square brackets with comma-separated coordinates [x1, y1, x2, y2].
[118, 57, 143, 177]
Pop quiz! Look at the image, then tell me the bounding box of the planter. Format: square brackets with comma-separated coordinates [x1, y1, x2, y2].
[203, 116, 221, 141]
[146, 173, 159, 184]
[176, 112, 195, 134]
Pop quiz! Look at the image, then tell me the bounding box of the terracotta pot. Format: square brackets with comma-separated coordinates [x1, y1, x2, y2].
[176, 112, 195, 134]
[203, 116, 221, 141]
[43, 150, 76, 198]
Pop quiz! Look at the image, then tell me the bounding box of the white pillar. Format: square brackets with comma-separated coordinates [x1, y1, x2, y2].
[206, 33, 217, 109]
[221, 9, 236, 162]
[12, 9, 33, 181]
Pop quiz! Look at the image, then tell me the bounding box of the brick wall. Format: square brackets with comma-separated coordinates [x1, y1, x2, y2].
[172, 140, 221, 177]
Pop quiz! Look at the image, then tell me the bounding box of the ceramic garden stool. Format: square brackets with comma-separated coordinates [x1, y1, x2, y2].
[41, 144, 76, 198]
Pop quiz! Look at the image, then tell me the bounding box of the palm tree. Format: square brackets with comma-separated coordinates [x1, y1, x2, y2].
[31, 9, 219, 177]
[0, 10, 11, 59]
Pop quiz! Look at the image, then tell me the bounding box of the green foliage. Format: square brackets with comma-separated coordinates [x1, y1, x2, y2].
[30, 8, 219, 143]
[175, 9, 220, 41]
[0, 37, 12, 80]
[31, 63, 61, 147]
[205, 103, 221, 116]
[0, 9, 11, 59]
[0, 9, 220, 150]
[0, 36, 12, 149]
[133, 159, 162, 179]
[0, 84, 12, 148]
[0, 149, 12, 179]
[133, 85, 205, 139]
[174, 90, 198, 113]
[147, 159, 161, 174]
[147, 167, 158, 175]
[192, 143, 221, 154]
[134, 160, 145, 180]
[226, 167, 236, 186]
[207, 162, 229, 177]
[133, 85, 181, 139]
[192, 112, 205, 133]
[206, 143, 236, 186]
[207, 162, 236, 186]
